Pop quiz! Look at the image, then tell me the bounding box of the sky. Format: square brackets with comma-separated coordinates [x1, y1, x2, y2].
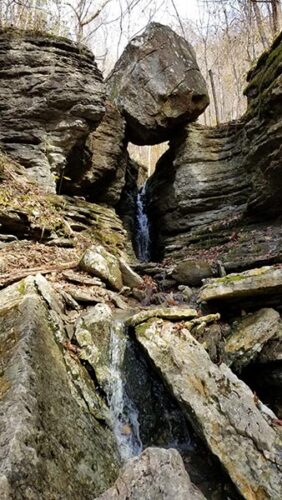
[173, 0, 200, 20]
[88, 0, 203, 72]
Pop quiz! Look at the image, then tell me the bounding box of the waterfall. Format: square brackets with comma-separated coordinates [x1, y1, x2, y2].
[107, 320, 143, 461]
[135, 183, 151, 262]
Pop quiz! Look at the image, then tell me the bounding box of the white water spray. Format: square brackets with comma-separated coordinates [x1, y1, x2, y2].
[135, 183, 151, 262]
[107, 320, 142, 461]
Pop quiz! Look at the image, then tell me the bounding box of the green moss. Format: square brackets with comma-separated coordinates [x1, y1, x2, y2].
[17, 281, 26, 296]
[244, 39, 282, 98]
[135, 318, 156, 336]
[214, 274, 246, 285]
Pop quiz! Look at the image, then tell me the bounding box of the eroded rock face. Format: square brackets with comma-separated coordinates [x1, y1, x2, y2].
[134, 318, 282, 499]
[147, 33, 282, 265]
[97, 447, 205, 500]
[64, 101, 127, 205]
[0, 275, 119, 499]
[107, 23, 209, 145]
[0, 29, 105, 192]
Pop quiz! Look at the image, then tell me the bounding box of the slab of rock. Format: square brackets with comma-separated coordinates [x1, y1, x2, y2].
[0, 29, 105, 192]
[127, 306, 198, 327]
[224, 308, 280, 371]
[134, 318, 282, 499]
[80, 244, 123, 291]
[74, 304, 114, 390]
[172, 259, 213, 286]
[97, 447, 205, 500]
[107, 23, 209, 145]
[119, 258, 144, 289]
[0, 275, 119, 499]
[199, 266, 282, 302]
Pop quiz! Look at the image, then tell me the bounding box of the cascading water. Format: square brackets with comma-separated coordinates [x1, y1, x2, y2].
[107, 319, 142, 461]
[135, 183, 151, 262]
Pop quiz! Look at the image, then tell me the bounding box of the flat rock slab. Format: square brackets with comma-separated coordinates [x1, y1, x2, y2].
[96, 447, 205, 500]
[199, 266, 282, 302]
[134, 318, 282, 499]
[127, 306, 198, 327]
[107, 22, 208, 145]
[224, 308, 280, 371]
[0, 275, 119, 499]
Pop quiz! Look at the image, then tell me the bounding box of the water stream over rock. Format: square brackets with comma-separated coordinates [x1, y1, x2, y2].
[135, 183, 151, 262]
[107, 319, 143, 461]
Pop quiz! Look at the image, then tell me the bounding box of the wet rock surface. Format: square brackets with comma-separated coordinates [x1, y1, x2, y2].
[0, 29, 105, 192]
[134, 318, 282, 499]
[107, 22, 209, 145]
[96, 447, 205, 500]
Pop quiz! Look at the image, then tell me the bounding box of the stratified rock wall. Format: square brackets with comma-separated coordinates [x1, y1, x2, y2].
[147, 33, 282, 266]
[0, 29, 105, 192]
[63, 101, 128, 206]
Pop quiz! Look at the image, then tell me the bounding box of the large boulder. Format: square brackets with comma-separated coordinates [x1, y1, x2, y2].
[172, 259, 214, 286]
[107, 23, 209, 145]
[0, 275, 119, 499]
[134, 318, 282, 499]
[79, 244, 123, 291]
[0, 29, 105, 192]
[97, 447, 205, 500]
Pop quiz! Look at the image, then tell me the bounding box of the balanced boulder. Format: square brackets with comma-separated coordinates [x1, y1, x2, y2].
[107, 23, 209, 145]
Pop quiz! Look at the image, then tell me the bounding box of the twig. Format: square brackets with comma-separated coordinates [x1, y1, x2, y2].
[0, 261, 78, 288]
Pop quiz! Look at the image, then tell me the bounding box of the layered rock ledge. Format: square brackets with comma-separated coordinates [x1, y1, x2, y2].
[0, 29, 105, 192]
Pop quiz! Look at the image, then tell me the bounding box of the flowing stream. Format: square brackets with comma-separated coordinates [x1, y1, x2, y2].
[107, 319, 143, 461]
[135, 183, 151, 262]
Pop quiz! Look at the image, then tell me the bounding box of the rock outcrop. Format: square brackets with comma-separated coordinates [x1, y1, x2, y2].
[97, 447, 205, 500]
[134, 317, 282, 499]
[199, 266, 282, 303]
[0, 29, 105, 192]
[147, 33, 282, 266]
[0, 275, 119, 499]
[107, 23, 209, 145]
[64, 101, 128, 205]
[224, 308, 280, 371]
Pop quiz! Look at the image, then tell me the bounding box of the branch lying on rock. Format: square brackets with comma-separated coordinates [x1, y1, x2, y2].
[0, 261, 78, 288]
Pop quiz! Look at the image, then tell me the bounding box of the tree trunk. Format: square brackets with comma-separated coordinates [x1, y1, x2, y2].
[270, 0, 281, 36]
[209, 69, 220, 126]
[251, 0, 269, 48]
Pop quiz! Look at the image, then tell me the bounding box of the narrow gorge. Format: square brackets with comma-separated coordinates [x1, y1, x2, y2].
[0, 22, 281, 500]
